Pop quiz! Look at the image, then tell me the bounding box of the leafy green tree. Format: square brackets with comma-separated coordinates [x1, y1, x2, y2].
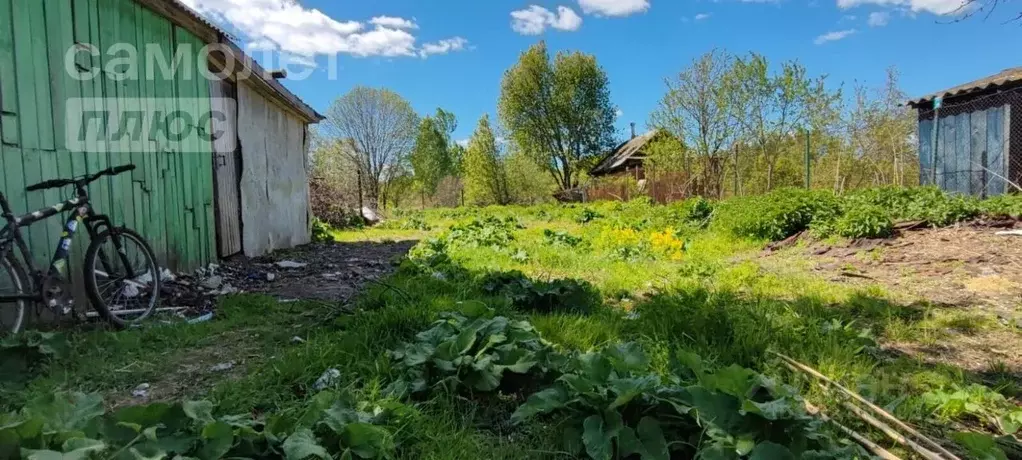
[498, 41, 617, 192]
[649, 49, 740, 198]
[506, 148, 556, 204]
[411, 116, 453, 201]
[320, 87, 419, 210]
[728, 53, 812, 192]
[464, 115, 511, 205]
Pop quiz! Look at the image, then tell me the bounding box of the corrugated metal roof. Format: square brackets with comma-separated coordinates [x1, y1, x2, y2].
[591, 130, 658, 175]
[908, 67, 1022, 107]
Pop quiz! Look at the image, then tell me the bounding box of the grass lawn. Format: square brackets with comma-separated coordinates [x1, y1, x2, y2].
[4, 193, 1022, 459]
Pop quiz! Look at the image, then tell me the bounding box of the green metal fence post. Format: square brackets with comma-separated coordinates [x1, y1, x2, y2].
[804, 129, 811, 189]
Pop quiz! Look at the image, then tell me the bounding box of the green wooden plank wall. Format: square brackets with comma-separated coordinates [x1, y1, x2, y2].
[0, 0, 215, 272]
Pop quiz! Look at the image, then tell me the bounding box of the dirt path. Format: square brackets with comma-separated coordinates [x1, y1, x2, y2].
[103, 240, 416, 408]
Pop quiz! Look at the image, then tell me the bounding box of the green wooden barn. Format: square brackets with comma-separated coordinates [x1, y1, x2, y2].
[0, 0, 323, 274]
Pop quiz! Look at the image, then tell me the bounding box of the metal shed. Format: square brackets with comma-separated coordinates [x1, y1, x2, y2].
[908, 67, 1022, 197]
[0, 0, 323, 274]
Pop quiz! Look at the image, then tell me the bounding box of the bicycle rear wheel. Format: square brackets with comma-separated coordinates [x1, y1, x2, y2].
[0, 254, 28, 335]
[83, 228, 160, 327]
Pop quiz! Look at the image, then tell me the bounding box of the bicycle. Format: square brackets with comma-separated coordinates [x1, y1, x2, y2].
[0, 164, 161, 334]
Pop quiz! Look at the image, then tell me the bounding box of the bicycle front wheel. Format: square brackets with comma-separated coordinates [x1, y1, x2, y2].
[83, 228, 161, 327]
[0, 254, 28, 335]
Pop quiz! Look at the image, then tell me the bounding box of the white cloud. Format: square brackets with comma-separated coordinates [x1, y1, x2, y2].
[813, 28, 857, 44]
[511, 5, 583, 35]
[867, 11, 891, 25]
[285, 54, 318, 68]
[179, 0, 465, 58]
[615, 109, 624, 118]
[370, 16, 418, 30]
[694, 12, 712, 20]
[837, 0, 965, 15]
[419, 37, 469, 58]
[456, 139, 470, 148]
[578, 0, 650, 16]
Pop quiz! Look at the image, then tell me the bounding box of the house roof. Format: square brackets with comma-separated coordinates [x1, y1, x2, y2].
[138, 0, 324, 123]
[591, 131, 659, 176]
[907, 67, 1022, 108]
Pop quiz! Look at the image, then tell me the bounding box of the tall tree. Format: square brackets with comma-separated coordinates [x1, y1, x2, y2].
[463, 115, 511, 205]
[729, 53, 812, 191]
[320, 87, 419, 210]
[846, 67, 916, 187]
[649, 49, 740, 198]
[498, 41, 617, 192]
[410, 116, 453, 202]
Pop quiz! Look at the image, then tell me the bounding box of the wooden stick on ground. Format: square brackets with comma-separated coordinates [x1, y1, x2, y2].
[839, 400, 944, 460]
[803, 401, 902, 460]
[772, 352, 961, 460]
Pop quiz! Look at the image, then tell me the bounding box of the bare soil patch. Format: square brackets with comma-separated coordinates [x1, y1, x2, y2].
[112, 241, 416, 407]
[761, 220, 1022, 374]
[243, 240, 417, 303]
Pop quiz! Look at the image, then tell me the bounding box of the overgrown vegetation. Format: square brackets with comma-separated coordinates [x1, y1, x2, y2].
[6, 186, 1022, 459]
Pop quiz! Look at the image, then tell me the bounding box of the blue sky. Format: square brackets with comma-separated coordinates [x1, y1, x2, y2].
[182, 0, 1020, 144]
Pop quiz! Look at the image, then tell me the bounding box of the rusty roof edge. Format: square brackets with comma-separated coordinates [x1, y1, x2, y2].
[160, 0, 324, 123]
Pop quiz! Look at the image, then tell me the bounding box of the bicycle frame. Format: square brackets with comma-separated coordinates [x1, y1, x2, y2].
[0, 189, 126, 303]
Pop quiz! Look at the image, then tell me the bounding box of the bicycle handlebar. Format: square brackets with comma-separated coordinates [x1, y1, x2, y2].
[24, 164, 137, 193]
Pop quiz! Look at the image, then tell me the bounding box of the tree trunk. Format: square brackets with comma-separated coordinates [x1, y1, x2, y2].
[356, 167, 364, 211]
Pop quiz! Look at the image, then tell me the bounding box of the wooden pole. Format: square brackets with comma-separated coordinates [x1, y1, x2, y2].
[772, 352, 960, 460]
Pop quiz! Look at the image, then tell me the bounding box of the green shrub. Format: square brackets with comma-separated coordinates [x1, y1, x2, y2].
[670, 196, 714, 226]
[444, 216, 522, 249]
[310, 217, 334, 243]
[479, 270, 600, 314]
[385, 306, 565, 397]
[981, 194, 1022, 219]
[0, 390, 406, 460]
[833, 204, 894, 239]
[576, 208, 603, 224]
[712, 188, 840, 241]
[512, 344, 863, 459]
[844, 186, 979, 226]
[543, 229, 584, 247]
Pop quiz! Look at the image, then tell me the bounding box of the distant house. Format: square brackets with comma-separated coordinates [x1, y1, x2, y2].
[907, 67, 1021, 197]
[590, 127, 660, 180]
[585, 128, 695, 203]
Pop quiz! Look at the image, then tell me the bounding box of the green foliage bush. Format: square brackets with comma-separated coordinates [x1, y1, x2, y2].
[832, 204, 893, 239]
[0, 390, 406, 459]
[843, 186, 980, 226]
[712, 188, 840, 240]
[1, 332, 68, 398]
[576, 208, 604, 224]
[543, 229, 584, 247]
[668, 196, 714, 227]
[310, 218, 333, 243]
[512, 343, 862, 460]
[385, 306, 565, 397]
[479, 270, 600, 314]
[981, 193, 1022, 219]
[443, 216, 522, 249]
